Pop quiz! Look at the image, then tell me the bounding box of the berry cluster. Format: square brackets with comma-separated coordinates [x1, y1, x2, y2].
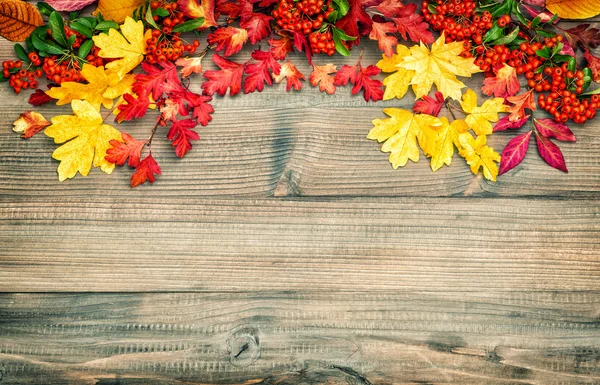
[2, 61, 42, 94]
[272, 0, 335, 55]
[145, 1, 200, 63]
[421, 1, 490, 44]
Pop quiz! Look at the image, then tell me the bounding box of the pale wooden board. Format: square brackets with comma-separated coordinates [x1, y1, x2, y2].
[1, 292, 600, 384]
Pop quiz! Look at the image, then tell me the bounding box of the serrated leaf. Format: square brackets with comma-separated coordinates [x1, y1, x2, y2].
[0, 0, 44, 42]
[93, 0, 146, 22]
[460, 89, 507, 136]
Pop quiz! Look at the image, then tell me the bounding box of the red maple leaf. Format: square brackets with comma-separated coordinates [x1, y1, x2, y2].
[335, 0, 373, 44]
[334, 60, 383, 102]
[584, 50, 600, 82]
[273, 61, 305, 91]
[131, 154, 161, 187]
[202, 54, 245, 96]
[392, 4, 434, 44]
[167, 118, 200, 158]
[412, 91, 445, 116]
[239, 12, 272, 44]
[207, 27, 249, 57]
[369, 21, 398, 57]
[310, 63, 337, 95]
[116, 92, 152, 123]
[29, 87, 56, 106]
[134, 62, 180, 101]
[178, 0, 218, 29]
[269, 34, 294, 60]
[243, 50, 281, 94]
[106, 133, 147, 168]
[371, 0, 404, 17]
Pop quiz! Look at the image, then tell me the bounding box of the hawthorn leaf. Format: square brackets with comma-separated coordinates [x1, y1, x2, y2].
[167, 118, 200, 158]
[535, 131, 568, 172]
[398, 34, 481, 101]
[44, 100, 122, 180]
[506, 89, 536, 121]
[584, 50, 600, 82]
[413, 91, 445, 116]
[243, 50, 281, 94]
[13, 111, 50, 139]
[273, 61, 305, 91]
[481, 64, 520, 98]
[239, 12, 272, 44]
[269, 34, 294, 60]
[460, 89, 507, 136]
[176, 55, 205, 78]
[334, 60, 384, 102]
[309, 63, 337, 94]
[562, 24, 600, 50]
[498, 131, 531, 175]
[372, 0, 404, 18]
[457, 132, 501, 181]
[134, 61, 180, 101]
[131, 154, 161, 187]
[335, 0, 372, 44]
[29, 88, 57, 106]
[392, 3, 434, 44]
[115, 91, 151, 123]
[369, 21, 398, 58]
[105, 132, 146, 167]
[207, 27, 249, 57]
[202, 54, 245, 96]
[367, 108, 442, 168]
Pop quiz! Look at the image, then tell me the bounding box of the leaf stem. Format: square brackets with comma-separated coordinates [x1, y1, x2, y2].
[146, 119, 162, 147]
[102, 103, 120, 122]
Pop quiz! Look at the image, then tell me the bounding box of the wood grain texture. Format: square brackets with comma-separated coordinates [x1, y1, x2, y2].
[1, 292, 600, 384]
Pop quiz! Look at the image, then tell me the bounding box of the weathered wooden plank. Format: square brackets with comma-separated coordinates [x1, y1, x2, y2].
[0, 196, 598, 292]
[0, 291, 599, 384]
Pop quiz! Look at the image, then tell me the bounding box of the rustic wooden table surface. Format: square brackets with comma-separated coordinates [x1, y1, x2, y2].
[0, 10, 599, 384]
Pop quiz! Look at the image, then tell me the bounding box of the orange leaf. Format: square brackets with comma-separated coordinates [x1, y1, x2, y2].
[506, 89, 536, 122]
[0, 0, 43, 42]
[12, 111, 50, 138]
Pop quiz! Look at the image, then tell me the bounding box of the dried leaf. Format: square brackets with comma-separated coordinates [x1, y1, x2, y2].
[131, 154, 161, 187]
[377, 44, 414, 101]
[506, 89, 536, 121]
[0, 0, 44, 42]
[533, 118, 576, 142]
[105, 132, 146, 167]
[13, 111, 50, 139]
[273, 61, 305, 92]
[430, 118, 469, 171]
[481, 64, 520, 98]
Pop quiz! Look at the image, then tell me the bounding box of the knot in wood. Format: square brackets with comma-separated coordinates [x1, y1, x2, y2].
[227, 326, 260, 367]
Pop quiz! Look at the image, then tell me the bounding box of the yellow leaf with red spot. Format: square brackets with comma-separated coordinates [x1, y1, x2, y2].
[13, 111, 50, 138]
[178, 0, 217, 28]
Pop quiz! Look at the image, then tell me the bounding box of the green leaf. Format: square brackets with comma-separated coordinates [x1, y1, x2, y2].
[69, 21, 93, 38]
[531, 16, 541, 28]
[49, 12, 68, 47]
[95, 21, 120, 32]
[327, 10, 339, 22]
[37, 2, 56, 16]
[583, 68, 593, 91]
[77, 39, 94, 59]
[332, 27, 356, 41]
[537, 30, 555, 38]
[427, 3, 437, 13]
[171, 17, 205, 32]
[153, 8, 169, 17]
[145, 5, 160, 29]
[492, 26, 520, 45]
[69, 11, 78, 20]
[580, 86, 600, 96]
[332, 0, 349, 16]
[535, 47, 551, 59]
[568, 57, 576, 72]
[491, 0, 513, 17]
[14, 44, 30, 63]
[332, 28, 350, 56]
[483, 24, 503, 43]
[32, 34, 65, 55]
[553, 54, 572, 63]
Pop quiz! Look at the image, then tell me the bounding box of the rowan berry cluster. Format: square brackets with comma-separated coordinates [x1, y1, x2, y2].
[421, 1, 491, 44]
[272, 0, 335, 55]
[2, 61, 42, 94]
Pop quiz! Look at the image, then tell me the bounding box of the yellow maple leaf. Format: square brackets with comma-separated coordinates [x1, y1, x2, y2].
[377, 44, 415, 101]
[93, 0, 146, 23]
[92, 16, 151, 78]
[457, 132, 501, 181]
[430, 118, 469, 172]
[45, 100, 123, 181]
[368, 109, 442, 168]
[398, 34, 481, 101]
[459, 89, 506, 136]
[46, 64, 134, 110]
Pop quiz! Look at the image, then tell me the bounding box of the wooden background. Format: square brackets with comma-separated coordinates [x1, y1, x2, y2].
[0, 7, 599, 384]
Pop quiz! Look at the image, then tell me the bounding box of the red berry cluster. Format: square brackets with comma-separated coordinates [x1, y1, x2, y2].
[2, 60, 42, 94]
[537, 65, 597, 124]
[309, 31, 336, 55]
[421, 1, 490, 44]
[144, 1, 200, 63]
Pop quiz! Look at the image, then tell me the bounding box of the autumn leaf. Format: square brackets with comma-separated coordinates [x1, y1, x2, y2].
[93, 0, 146, 22]
[397, 34, 481, 101]
[176, 56, 205, 78]
[533, 118, 576, 142]
[134, 61, 180, 100]
[506, 89, 536, 121]
[105, 132, 146, 167]
[460, 89, 506, 136]
[269, 34, 294, 60]
[562, 24, 600, 50]
[0, 0, 43, 41]
[535, 131, 568, 172]
[335, 0, 372, 44]
[46, 0, 96, 11]
[29, 88, 56, 106]
[115, 91, 151, 123]
[334, 59, 384, 102]
[430, 118, 469, 171]
[413, 91, 445, 116]
[45, 100, 122, 181]
[457, 132, 501, 181]
[372, 0, 404, 18]
[243, 50, 281, 94]
[46, 64, 135, 110]
[377, 44, 414, 101]
[584, 50, 600, 82]
[167, 118, 199, 158]
[273, 61, 305, 92]
[494, 115, 530, 132]
[239, 12, 272, 44]
[481, 64, 520, 98]
[369, 21, 398, 58]
[391, 3, 434, 44]
[92, 16, 151, 78]
[499, 131, 532, 175]
[12, 111, 50, 139]
[131, 154, 161, 187]
[208, 27, 249, 57]
[178, 0, 217, 29]
[367, 108, 442, 168]
[202, 54, 245, 96]
[546, 0, 600, 19]
[309, 63, 337, 95]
